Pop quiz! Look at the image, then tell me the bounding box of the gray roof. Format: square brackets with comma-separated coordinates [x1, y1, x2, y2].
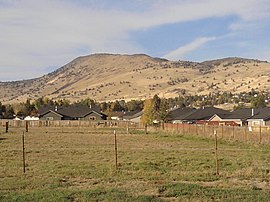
[226, 108, 254, 120]
[123, 110, 143, 120]
[39, 105, 106, 119]
[169, 107, 196, 120]
[183, 107, 231, 121]
[247, 107, 270, 120]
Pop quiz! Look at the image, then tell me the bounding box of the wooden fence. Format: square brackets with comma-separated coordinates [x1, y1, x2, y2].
[1, 119, 270, 144]
[0, 119, 142, 129]
[159, 123, 270, 144]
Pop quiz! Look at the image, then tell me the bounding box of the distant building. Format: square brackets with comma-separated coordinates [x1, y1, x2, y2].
[123, 110, 143, 123]
[246, 107, 270, 126]
[170, 107, 231, 124]
[39, 105, 107, 121]
[24, 116, 39, 120]
[110, 111, 125, 120]
[168, 107, 196, 123]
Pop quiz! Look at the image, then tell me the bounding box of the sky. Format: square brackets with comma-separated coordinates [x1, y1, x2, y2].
[0, 0, 270, 81]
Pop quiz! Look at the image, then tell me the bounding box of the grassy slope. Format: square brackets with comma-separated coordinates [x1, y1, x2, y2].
[0, 127, 270, 201]
[1, 54, 270, 104]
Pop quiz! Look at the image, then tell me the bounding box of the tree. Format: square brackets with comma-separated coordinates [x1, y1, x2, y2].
[79, 97, 95, 107]
[100, 102, 108, 112]
[141, 98, 154, 124]
[159, 98, 170, 122]
[251, 94, 266, 107]
[142, 95, 170, 124]
[2, 104, 14, 119]
[126, 100, 143, 111]
[110, 100, 124, 111]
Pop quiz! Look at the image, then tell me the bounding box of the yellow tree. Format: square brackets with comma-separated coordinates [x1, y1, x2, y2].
[141, 98, 154, 124]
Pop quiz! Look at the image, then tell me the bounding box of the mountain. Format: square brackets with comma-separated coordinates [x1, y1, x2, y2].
[0, 53, 269, 104]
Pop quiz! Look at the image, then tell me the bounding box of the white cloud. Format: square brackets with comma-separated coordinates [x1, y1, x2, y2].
[163, 37, 217, 61]
[0, 0, 269, 80]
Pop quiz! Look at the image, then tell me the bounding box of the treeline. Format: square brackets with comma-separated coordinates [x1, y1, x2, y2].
[0, 89, 269, 119]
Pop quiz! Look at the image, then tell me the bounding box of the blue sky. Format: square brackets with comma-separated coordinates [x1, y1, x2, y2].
[0, 0, 270, 81]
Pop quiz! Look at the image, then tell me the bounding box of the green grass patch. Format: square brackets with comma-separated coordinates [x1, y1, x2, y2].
[1, 128, 270, 201]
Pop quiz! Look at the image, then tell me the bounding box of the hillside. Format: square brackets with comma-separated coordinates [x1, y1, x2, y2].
[0, 54, 269, 104]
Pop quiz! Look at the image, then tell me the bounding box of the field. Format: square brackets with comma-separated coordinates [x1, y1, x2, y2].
[1, 127, 270, 201]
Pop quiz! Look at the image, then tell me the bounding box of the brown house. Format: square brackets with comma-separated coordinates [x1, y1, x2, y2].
[39, 105, 107, 121]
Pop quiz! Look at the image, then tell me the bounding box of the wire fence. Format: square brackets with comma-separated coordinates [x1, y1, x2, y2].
[1, 119, 270, 144]
[159, 123, 270, 144]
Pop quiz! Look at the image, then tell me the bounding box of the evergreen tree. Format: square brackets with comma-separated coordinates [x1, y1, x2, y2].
[251, 94, 266, 107]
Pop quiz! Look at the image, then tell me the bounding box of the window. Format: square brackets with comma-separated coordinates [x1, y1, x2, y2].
[89, 116, 96, 121]
[253, 121, 261, 126]
[46, 117, 54, 120]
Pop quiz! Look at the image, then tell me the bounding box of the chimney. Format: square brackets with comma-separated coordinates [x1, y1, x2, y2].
[251, 108, 254, 116]
[55, 106, 58, 111]
[89, 104, 92, 109]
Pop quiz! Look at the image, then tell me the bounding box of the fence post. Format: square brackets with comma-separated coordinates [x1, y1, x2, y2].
[145, 124, 148, 135]
[221, 125, 224, 139]
[196, 123, 198, 135]
[5, 121, 8, 133]
[244, 126, 247, 143]
[214, 130, 219, 176]
[25, 121, 29, 133]
[22, 131, 26, 173]
[232, 126, 235, 139]
[114, 130, 118, 171]
[259, 125, 262, 144]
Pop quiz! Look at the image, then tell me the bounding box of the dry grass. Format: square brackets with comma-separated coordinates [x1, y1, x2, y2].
[1, 54, 270, 104]
[0, 127, 270, 201]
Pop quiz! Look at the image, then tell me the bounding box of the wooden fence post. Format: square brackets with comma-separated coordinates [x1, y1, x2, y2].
[259, 125, 262, 144]
[145, 124, 148, 135]
[214, 130, 219, 176]
[25, 121, 29, 133]
[5, 121, 8, 133]
[22, 131, 26, 173]
[244, 126, 247, 143]
[232, 125, 235, 139]
[114, 130, 118, 171]
[221, 125, 224, 139]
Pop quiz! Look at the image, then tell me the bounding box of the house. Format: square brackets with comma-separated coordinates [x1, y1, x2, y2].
[246, 107, 270, 126]
[181, 107, 231, 124]
[168, 107, 196, 123]
[123, 110, 143, 123]
[39, 105, 107, 121]
[209, 107, 270, 126]
[110, 111, 125, 120]
[207, 113, 237, 126]
[24, 116, 39, 120]
[224, 108, 253, 126]
[210, 108, 255, 126]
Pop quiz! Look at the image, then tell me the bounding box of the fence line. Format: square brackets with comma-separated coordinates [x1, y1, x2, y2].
[0, 119, 143, 128]
[1, 119, 270, 144]
[160, 123, 270, 144]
